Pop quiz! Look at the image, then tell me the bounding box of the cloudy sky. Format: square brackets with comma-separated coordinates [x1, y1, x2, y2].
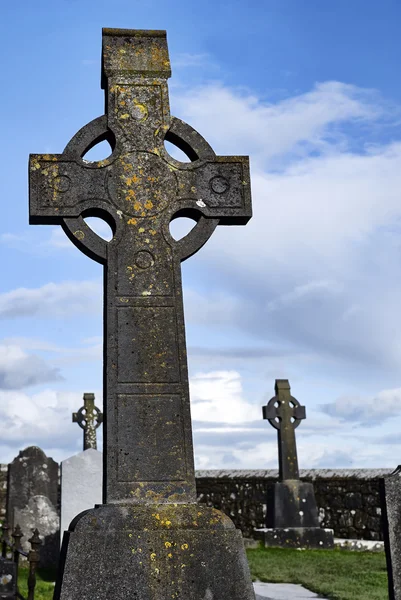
[1, 0, 401, 471]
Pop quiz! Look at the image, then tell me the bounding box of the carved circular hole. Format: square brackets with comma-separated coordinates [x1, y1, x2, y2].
[164, 140, 191, 163]
[82, 139, 113, 163]
[84, 217, 114, 241]
[169, 217, 197, 241]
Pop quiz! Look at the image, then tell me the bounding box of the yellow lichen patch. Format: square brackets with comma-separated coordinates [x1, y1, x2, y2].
[167, 553, 173, 559]
[181, 544, 189, 551]
[145, 200, 154, 210]
[120, 113, 130, 120]
[30, 160, 41, 171]
[150, 553, 157, 561]
[138, 227, 145, 233]
[127, 218, 137, 225]
[74, 230, 85, 240]
[164, 541, 172, 548]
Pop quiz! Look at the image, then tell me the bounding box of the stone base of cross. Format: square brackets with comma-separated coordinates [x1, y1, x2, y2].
[31, 29, 255, 600]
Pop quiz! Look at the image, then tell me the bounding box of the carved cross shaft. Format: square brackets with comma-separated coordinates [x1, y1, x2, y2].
[263, 379, 306, 480]
[29, 29, 251, 505]
[72, 393, 103, 451]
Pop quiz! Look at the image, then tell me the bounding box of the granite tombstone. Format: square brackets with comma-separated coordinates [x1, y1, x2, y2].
[6, 447, 59, 567]
[29, 28, 255, 600]
[72, 393, 103, 451]
[256, 380, 334, 549]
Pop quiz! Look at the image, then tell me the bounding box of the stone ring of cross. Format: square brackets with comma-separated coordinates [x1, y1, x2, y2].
[264, 393, 305, 430]
[54, 114, 225, 265]
[73, 406, 103, 430]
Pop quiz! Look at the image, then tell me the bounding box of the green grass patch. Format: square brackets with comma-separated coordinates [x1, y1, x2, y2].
[17, 567, 57, 600]
[247, 546, 388, 600]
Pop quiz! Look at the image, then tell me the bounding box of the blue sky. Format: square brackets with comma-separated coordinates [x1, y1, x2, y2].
[1, 0, 401, 470]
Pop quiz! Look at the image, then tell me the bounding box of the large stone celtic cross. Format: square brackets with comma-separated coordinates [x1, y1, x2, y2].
[29, 29, 251, 505]
[263, 379, 306, 480]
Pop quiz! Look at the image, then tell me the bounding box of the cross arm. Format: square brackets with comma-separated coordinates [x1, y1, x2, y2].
[29, 154, 109, 224]
[175, 156, 252, 224]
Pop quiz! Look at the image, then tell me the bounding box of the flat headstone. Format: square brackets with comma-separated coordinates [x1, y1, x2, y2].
[60, 449, 102, 545]
[6, 446, 59, 566]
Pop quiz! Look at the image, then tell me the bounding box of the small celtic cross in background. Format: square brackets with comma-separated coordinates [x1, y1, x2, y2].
[72, 393, 103, 451]
[263, 379, 306, 480]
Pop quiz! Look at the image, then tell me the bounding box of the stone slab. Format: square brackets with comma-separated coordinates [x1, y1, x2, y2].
[255, 527, 334, 549]
[254, 582, 326, 599]
[60, 449, 102, 544]
[55, 504, 255, 600]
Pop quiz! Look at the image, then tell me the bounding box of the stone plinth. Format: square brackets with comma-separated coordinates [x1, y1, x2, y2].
[255, 480, 334, 549]
[56, 504, 255, 600]
[60, 449, 102, 546]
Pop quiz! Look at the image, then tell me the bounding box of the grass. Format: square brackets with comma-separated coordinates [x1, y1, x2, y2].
[16, 548, 389, 600]
[17, 567, 57, 600]
[247, 545, 388, 600]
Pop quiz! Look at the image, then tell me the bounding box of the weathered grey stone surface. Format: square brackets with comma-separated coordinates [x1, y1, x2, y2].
[60, 449, 102, 546]
[259, 382, 333, 549]
[380, 466, 401, 599]
[6, 446, 59, 566]
[30, 28, 254, 600]
[14, 496, 59, 567]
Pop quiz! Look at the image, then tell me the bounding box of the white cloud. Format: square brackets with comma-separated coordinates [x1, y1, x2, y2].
[320, 387, 401, 425]
[172, 81, 387, 169]
[0, 344, 62, 389]
[170, 80, 401, 374]
[190, 370, 260, 424]
[0, 280, 102, 319]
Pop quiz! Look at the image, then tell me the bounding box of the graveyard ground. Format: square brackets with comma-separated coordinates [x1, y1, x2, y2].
[17, 547, 388, 600]
[247, 546, 388, 600]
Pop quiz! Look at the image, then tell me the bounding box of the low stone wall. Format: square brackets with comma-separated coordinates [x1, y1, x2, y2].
[195, 469, 394, 540]
[0, 462, 394, 541]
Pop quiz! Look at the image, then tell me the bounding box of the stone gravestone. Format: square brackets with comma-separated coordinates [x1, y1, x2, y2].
[29, 28, 255, 600]
[60, 449, 102, 548]
[255, 380, 334, 548]
[380, 466, 401, 600]
[6, 446, 59, 566]
[72, 393, 103, 450]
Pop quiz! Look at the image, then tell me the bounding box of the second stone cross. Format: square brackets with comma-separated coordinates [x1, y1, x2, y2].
[30, 28, 255, 600]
